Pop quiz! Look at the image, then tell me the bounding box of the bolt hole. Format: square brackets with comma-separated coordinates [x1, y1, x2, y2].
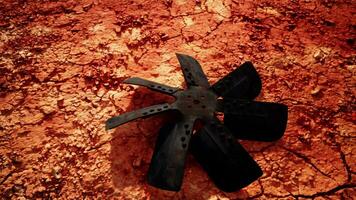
[157, 108, 162, 111]
[201, 105, 206, 108]
[181, 137, 185, 142]
[150, 109, 154, 112]
[157, 86, 161, 88]
[162, 88, 166, 91]
[142, 112, 148, 115]
[163, 105, 168, 108]
[184, 124, 189, 129]
[193, 99, 200, 104]
[185, 131, 190, 135]
[182, 144, 187, 148]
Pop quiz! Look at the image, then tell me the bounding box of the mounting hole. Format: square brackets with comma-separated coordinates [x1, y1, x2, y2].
[142, 112, 148, 115]
[157, 86, 162, 88]
[193, 99, 200, 104]
[169, 89, 174, 92]
[201, 105, 206, 109]
[150, 109, 155, 112]
[150, 84, 155, 87]
[185, 130, 190, 135]
[162, 88, 166, 91]
[157, 108, 162, 111]
[181, 137, 186, 142]
[163, 105, 168, 108]
[184, 124, 189, 129]
[182, 144, 187, 148]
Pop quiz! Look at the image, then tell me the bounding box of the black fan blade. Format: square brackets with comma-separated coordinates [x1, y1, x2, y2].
[124, 77, 180, 95]
[210, 62, 261, 99]
[106, 103, 174, 130]
[222, 99, 288, 141]
[176, 53, 210, 88]
[147, 116, 196, 191]
[191, 117, 262, 192]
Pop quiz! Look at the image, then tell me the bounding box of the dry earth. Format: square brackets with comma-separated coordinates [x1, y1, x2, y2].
[0, 0, 355, 199]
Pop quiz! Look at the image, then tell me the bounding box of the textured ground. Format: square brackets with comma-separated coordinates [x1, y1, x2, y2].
[0, 0, 355, 199]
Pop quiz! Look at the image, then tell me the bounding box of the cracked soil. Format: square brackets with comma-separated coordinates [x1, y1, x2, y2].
[0, 0, 355, 199]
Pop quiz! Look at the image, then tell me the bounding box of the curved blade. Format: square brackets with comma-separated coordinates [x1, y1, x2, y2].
[191, 117, 262, 192]
[210, 62, 261, 99]
[105, 103, 174, 130]
[222, 99, 288, 141]
[147, 116, 196, 191]
[176, 53, 210, 88]
[124, 77, 180, 95]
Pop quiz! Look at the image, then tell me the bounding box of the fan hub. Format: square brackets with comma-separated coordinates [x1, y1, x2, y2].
[174, 86, 217, 118]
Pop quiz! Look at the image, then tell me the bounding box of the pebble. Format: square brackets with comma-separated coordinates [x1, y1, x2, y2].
[132, 157, 142, 168]
[310, 86, 321, 95]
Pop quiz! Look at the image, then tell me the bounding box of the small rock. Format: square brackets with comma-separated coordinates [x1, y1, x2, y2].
[52, 166, 62, 179]
[36, 186, 46, 192]
[41, 105, 56, 115]
[313, 48, 330, 62]
[44, 143, 51, 149]
[132, 157, 142, 168]
[346, 65, 355, 73]
[313, 50, 324, 61]
[311, 86, 321, 95]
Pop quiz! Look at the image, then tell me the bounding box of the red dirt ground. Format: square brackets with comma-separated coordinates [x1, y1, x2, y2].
[0, 0, 355, 199]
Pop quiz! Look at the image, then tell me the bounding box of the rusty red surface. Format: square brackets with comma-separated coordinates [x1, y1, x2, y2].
[0, 0, 355, 199]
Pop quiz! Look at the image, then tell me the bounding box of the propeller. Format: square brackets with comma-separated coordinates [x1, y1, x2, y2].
[105, 53, 288, 192]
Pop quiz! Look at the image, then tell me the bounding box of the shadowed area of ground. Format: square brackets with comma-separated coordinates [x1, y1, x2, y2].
[0, 0, 355, 199]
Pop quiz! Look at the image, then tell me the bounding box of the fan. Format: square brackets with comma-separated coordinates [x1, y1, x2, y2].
[106, 53, 288, 192]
